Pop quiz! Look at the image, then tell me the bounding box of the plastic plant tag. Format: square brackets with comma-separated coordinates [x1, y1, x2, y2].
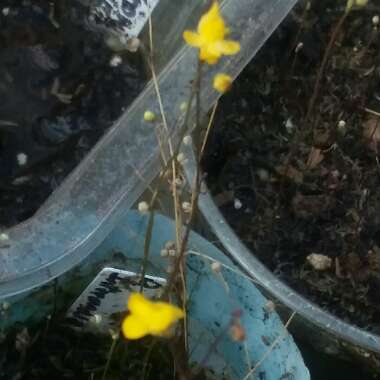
[89, 0, 160, 38]
[66, 267, 166, 332]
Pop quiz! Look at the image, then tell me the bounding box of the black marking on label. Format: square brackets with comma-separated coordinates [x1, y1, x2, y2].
[67, 270, 164, 327]
[121, 0, 141, 18]
[89, 0, 158, 37]
[122, 276, 162, 289]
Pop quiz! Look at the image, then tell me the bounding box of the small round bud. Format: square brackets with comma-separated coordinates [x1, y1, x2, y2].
[180, 102, 188, 112]
[177, 153, 187, 164]
[126, 37, 141, 53]
[213, 73, 233, 93]
[138, 201, 149, 214]
[2, 302, 10, 311]
[264, 300, 276, 313]
[211, 261, 222, 273]
[230, 322, 246, 342]
[143, 110, 156, 122]
[182, 201, 192, 213]
[182, 135, 192, 146]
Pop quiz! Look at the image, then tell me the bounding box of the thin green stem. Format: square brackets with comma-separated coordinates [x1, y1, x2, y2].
[164, 61, 204, 298]
[141, 340, 157, 380]
[101, 334, 119, 380]
[140, 191, 158, 293]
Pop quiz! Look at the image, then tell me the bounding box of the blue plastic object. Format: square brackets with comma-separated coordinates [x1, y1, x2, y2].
[2, 211, 309, 380]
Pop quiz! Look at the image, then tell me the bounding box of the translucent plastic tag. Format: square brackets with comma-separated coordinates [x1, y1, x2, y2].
[66, 267, 166, 332]
[90, 0, 160, 37]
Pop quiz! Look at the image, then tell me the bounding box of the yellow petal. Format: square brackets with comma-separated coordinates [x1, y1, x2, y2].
[204, 56, 219, 65]
[198, 2, 219, 32]
[213, 73, 233, 93]
[198, 2, 226, 42]
[128, 293, 153, 318]
[122, 314, 149, 340]
[215, 40, 241, 55]
[200, 47, 220, 64]
[183, 31, 203, 47]
[148, 303, 184, 335]
[124, 293, 185, 339]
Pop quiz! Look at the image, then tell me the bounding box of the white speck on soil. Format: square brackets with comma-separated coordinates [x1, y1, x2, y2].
[306, 253, 332, 271]
[109, 54, 123, 67]
[234, 198, 242, 210]
[16, 153, 28, 166]
[285, 118, 295, 133]
[257, 168, 269, 181]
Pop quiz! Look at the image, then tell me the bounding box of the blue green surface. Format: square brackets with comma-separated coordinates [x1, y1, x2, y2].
[1, 211, 309, 380]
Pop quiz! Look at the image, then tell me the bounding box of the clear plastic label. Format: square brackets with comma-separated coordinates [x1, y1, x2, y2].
[91, 0, 160, 37]
[66, 267, 166, 332]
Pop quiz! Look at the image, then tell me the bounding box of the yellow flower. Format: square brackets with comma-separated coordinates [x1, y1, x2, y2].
[183, 2, 240, 65]
[213, 73, 233, 93]
[122, 293, 184, 340]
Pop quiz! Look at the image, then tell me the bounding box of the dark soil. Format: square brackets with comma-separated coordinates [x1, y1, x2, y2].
[0, 321, 370, 380]
[0, 322, 177, 380]
[203, 0, 380, 332]
[0, 0, 146, 227]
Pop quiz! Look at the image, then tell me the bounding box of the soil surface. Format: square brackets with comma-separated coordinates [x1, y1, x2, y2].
[0, 322, 177, 380]
[0, 320, 370, 380]
[0, 0, 145, 227]
[203, 0, 380, 332]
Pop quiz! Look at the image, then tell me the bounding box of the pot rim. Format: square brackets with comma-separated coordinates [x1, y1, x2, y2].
[183, 143, 380, 355]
